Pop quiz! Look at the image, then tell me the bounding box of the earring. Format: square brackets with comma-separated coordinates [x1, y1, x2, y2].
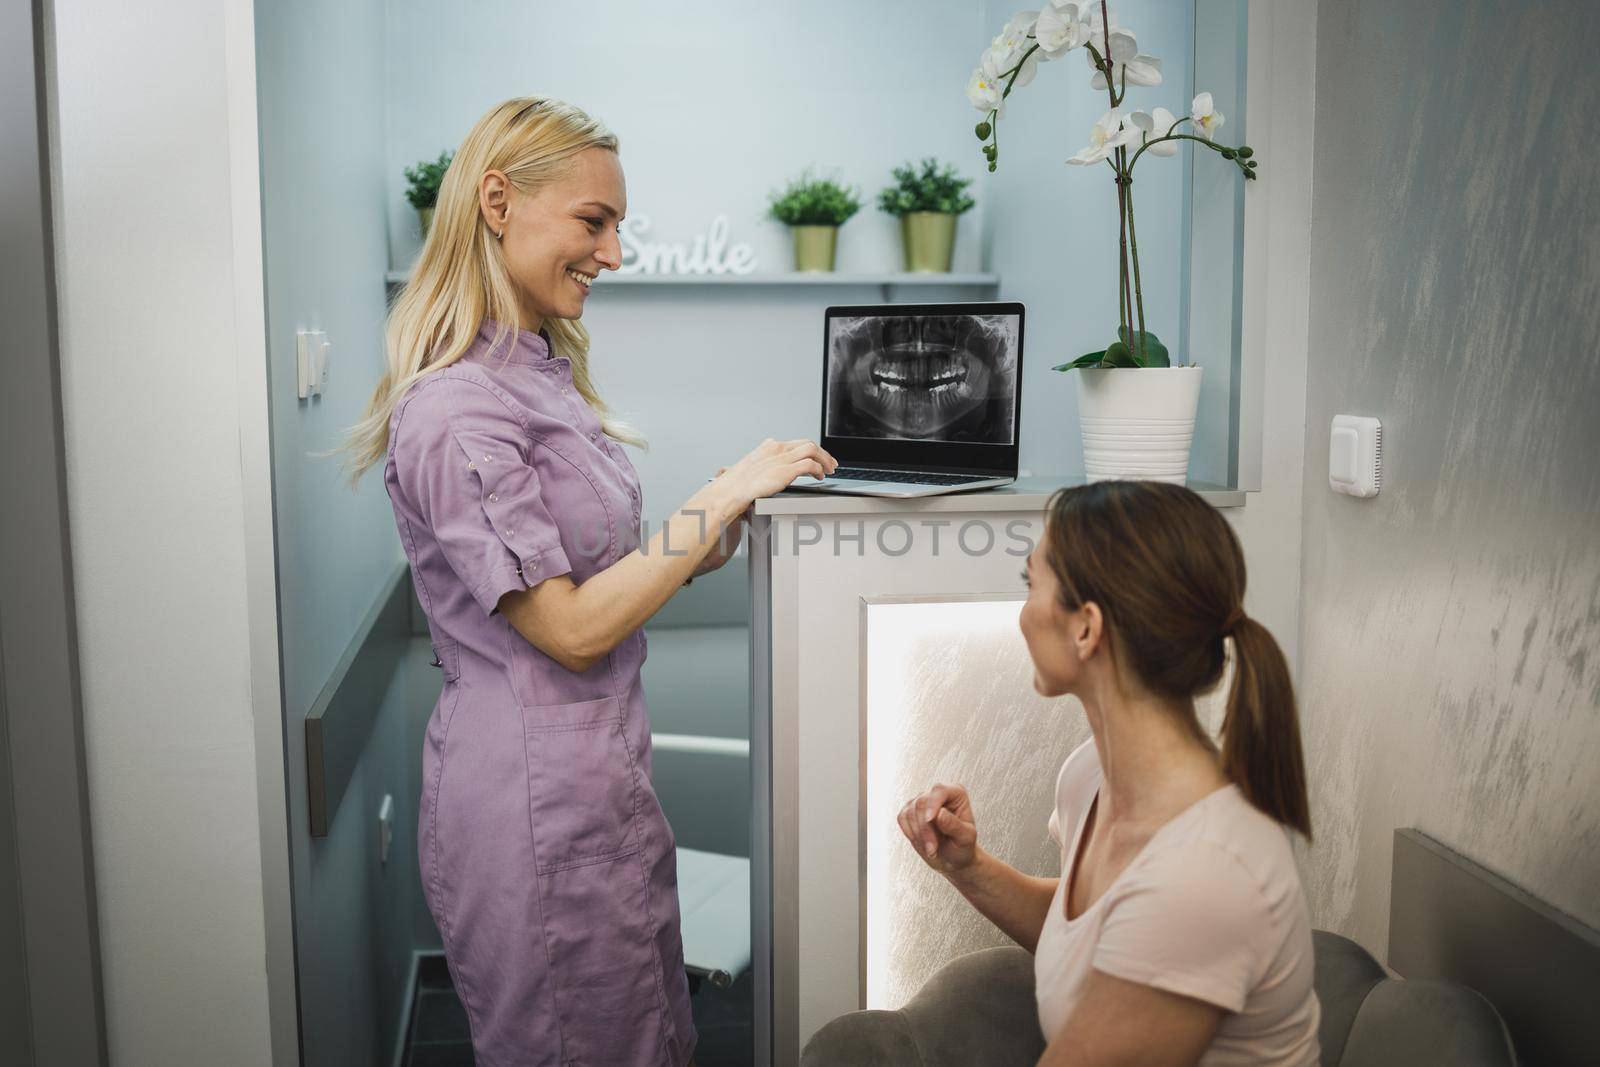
[494, 227, 503, 241]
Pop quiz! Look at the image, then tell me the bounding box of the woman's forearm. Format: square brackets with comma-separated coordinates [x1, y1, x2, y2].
[946, 847, 1059, 954]
[568, 485, 745, 654]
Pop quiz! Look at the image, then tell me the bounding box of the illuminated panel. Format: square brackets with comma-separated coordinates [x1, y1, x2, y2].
[862, 598, 1089, 1011]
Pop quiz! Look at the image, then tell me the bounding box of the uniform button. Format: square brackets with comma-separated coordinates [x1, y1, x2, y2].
[467, 462, 476, 470]
[589, 431, 598, 441]
[489, 493, 498, 502]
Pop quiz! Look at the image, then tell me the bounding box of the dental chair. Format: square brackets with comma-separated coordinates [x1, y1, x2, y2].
[800, 931, 1517, 1066]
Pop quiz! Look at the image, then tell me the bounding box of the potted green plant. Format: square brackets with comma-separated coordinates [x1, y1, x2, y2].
[404, 150, 454, 240]
[968, 1, 1260, 483]
[877, 158, 977, 273]
[768, 170, 862, 272]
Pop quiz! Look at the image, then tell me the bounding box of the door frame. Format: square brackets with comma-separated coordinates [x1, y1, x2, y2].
[0, 0, 109, 1061]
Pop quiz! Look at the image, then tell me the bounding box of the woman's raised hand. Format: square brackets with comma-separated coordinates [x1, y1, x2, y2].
[713, 438, 837, 508]
[897, 783, 979, 876]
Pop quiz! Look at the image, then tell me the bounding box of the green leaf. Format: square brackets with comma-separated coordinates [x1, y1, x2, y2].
[769, 168, 863, 226]
[1103, 340, 1136, 368]
[1052, 351, 1108, 371]
[874, 156, 977, 217]
[1115, 327, 1170, 368]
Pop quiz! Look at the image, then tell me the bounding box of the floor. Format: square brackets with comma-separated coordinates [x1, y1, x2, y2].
[401, 954, 755, 1066]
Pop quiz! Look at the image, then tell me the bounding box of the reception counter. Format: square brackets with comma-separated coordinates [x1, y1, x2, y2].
[745, 477, 1244, 1066]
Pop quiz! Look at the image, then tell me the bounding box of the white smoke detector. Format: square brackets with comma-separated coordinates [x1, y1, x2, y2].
[1329, 415, 1382, 498]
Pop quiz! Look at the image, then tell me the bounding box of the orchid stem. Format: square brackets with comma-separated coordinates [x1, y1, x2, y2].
[1126, 175, 1147, 365]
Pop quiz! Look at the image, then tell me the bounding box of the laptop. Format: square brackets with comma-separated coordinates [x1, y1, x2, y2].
[786, 301, 1025, 498]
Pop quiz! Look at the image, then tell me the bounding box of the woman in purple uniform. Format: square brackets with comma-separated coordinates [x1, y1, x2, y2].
[342, 96, 836, 1066]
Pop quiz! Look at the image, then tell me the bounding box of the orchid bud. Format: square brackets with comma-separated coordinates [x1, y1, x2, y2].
[976, 121, 992, 140]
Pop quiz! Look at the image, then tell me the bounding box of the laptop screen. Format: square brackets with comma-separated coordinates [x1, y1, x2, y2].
[821, 302, 1024, 474]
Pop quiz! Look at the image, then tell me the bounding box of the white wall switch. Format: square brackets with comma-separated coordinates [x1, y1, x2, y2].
[1329, 415, 1382, 498]
[315, 336, 331, 396]
[377, 793, 394, 866]
[295, 328, 314, 400]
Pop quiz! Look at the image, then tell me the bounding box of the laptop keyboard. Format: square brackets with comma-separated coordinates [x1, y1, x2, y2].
[828, 467, 994, 486]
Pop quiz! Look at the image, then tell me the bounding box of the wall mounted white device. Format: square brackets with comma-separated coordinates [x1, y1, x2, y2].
[296, 328, 331, 400]
[1329, 415, 1382, 498]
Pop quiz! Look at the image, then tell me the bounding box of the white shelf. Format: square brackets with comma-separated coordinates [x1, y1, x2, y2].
[383, 269, 999, 288]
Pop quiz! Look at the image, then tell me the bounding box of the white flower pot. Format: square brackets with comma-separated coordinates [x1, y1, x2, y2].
[1074, 366, 1203, 484]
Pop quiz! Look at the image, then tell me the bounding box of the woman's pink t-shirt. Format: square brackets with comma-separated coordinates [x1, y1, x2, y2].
[1033, 741, 1320, 1065]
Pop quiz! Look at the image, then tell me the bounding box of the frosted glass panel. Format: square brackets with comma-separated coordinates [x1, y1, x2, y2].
[863, 599, 1090, 1011]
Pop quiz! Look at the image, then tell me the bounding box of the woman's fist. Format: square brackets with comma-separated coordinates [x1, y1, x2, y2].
[897, 782, 978, 876]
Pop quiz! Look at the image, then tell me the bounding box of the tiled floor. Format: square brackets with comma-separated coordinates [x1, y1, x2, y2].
[401, 955, 754, 1066]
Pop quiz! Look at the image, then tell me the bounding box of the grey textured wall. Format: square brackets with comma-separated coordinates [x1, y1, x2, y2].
[1300, 0, 1600, 952]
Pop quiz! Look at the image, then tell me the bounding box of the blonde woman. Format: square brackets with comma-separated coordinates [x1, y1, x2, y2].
[344, 97, 836, 1066]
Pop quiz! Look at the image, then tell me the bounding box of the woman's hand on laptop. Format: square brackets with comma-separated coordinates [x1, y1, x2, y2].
[713, 438, 838, 505]
[898, 783, 978, 877]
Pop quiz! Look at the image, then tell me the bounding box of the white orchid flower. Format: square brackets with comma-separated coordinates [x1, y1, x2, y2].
[966, 66, 1005, 114]
[1191, 92, 1225, 139]
[1129, 105, 1182, 156]
[1066, 108, 1141, 165]
[1035, 1, 1094, 57]
[1088, 30, 1163, 89]
[1082, 10, 1162, 89]
[980, 11, 1041, 89]
[987, 11, 1039, 68]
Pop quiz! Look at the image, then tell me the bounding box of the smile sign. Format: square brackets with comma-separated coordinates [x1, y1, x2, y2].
[616, 214, 758, 276]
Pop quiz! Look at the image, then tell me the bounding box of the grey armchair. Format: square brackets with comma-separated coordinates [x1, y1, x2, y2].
[801, 931, 1517, 1066]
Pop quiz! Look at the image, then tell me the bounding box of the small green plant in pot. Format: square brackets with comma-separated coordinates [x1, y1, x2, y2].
[404, 150, 454, 239]
[768, 170, 862, 272]
[877, 158, 976, 272]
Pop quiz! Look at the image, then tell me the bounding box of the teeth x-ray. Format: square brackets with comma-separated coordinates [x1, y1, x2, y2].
[825, 313, 1019, 444]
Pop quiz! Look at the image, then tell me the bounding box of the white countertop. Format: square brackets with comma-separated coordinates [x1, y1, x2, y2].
[752, 476, 1247, 516]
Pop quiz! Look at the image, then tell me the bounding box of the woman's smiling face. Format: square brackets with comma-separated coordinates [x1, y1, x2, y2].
[478, 146, 627, 331]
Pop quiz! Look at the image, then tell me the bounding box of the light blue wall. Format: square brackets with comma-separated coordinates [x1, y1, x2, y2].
[256, 0, 427, 1062]
[1300, 0, 1600, 952]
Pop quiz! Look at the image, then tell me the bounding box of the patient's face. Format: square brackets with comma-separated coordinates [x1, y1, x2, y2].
[1018, 540, 1084, 698]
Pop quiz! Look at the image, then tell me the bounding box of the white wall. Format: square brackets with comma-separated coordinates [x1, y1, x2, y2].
[44, 0, 290, 1062]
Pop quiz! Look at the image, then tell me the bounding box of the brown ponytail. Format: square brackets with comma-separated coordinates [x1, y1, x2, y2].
[1043, 481, 1312, 838]
[1222, 616, 1311, 837]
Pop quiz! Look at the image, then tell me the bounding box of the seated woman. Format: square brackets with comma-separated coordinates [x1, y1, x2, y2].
[898, 481, 1320, 1066]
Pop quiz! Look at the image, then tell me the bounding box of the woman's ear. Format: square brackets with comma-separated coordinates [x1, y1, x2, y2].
[479, 169, 510, 233]
[1074, 602, 1105, 661]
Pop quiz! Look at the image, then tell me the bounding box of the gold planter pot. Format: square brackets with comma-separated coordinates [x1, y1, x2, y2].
[791, 225, 838, 272]
[900, 211, 958, 273]
[418, 206, 435, 239]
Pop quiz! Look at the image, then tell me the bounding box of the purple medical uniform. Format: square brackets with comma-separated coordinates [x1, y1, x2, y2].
[383, 321, 696, 1066]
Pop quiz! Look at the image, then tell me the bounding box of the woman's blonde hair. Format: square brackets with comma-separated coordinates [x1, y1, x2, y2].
[338, 96, 646, 484]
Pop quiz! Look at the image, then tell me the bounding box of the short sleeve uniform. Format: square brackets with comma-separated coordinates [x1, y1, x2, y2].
[384, 321, 695, 1066]
[1034, 741, 1321, 1066]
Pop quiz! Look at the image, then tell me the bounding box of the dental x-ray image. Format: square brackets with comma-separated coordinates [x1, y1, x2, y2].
[825, 313, 1019, 444]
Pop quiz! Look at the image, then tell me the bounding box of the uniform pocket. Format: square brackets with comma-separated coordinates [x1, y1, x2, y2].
[520, 694, 641, 874]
